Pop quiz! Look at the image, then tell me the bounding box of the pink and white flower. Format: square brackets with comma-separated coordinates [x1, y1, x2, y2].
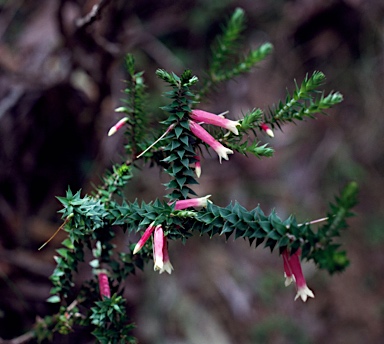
[134, 223, 173, 274]
[133, 222, 156, 254]
[153, 225, 173, 274]
[194, 154, 201, 178]
[282, 250, 295, 286]
[282, 249, 314, 302]
[173, 195, 211, 210]
[260, 123, 274, 137]
[153, 225, 164, 272]
[189, 120, 234, 163]
[108, 117, 129, 136]
[161, 240, 174, 274]
[191, 109, 241, 135]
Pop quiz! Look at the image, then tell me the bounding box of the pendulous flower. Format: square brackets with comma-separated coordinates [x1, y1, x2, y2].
[153, 225, 173, 274]
[190, 109, 241, 135]
[97, 271, 111, 299]
[283, 249, 314, 302]
[161, 240, 174, 274]
[189, 120, 234, 163]
[173, 195, 211, 210]
[108, 117, 129, 136]
[282, 250, 295, 286]
[153, 225, 164, 271]
[133, 222, 156, 254]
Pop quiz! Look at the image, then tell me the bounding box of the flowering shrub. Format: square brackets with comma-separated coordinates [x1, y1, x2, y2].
[30, 8, 357, 343]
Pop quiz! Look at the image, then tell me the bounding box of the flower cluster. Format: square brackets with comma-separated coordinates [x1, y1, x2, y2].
[133, 196, 211, 273]
[282, 249, 315, 302]
[189, 109, 240, 165]
[133, 222, 173, 274]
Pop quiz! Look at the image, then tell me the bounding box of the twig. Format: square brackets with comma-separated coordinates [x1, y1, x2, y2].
[298, 217, 329, 227]
[38, 213, 74, 250]
[136, 124, 175, 159]
[75, 0, 112, 29]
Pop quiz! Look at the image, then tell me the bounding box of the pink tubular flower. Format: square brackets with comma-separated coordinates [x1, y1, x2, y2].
[153, 225, 173, 274]
[260, 123, 274, 137]
[161, 240, 174, 274]
[153, 225, 164, 270]
[133, 222, 156, 254]
[108, 117, 129, 136]
[283, 249, 314, 302]
[153, 225, 165, 272]
[282, 250, 295, 286]
[191, 109, 241, 135]
[173, 195, 211, 210]
[189, 120, 234, 163]
[98, 271, 111, 299]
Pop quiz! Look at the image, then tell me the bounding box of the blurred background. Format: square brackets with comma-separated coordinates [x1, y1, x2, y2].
[0, 0, 383, 343]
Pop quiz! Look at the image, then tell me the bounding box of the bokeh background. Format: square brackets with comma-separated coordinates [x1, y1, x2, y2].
[1, 0, 383, 343]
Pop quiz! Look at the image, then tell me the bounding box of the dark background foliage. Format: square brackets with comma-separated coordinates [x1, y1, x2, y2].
[0, 0, 383, 343]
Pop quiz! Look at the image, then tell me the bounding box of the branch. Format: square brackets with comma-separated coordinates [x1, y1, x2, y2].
[75, 0, 112, 29]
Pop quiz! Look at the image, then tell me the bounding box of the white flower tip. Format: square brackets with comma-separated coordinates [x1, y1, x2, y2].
[231, 121, 242, 135]
[154, 261, 164, 272]
[294, 286, 315, 302]
[132, 245, 141, 255]
[284, 273, 295, 287]
[217, 148, 234, 163]
[108, 127, 117, 136]
[195, 167, 201, 178]
[204, 194, 212, 200]
[200, 195, 212, 207]
[224, 120, 241, 135]
[231, 127, 239, 136]
[160, 262, 174, 274]
[266, 128, 274, 137]
[115, 107, 126, 112]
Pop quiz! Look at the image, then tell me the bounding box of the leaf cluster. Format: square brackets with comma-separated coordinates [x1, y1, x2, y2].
[157, 69, 200, 200]
[90, 294, 136, 344]
[266, 71, 343, 128]
[308, 181, 358, 273]
[198, 8, 273, 100]
[116, 54, 148, 157]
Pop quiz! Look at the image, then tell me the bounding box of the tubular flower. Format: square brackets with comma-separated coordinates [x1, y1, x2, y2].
[133, 222, 156, 254]
[260, 123, 274, 137]
[153, 225, 173, 274]
[283, 249, 315, 302]
[108, 117, 129, 136]
[189, 120, 234, 163]
[282, 250, 295, 286]
[173, 195, 211, 210]
[161, 240, 174, 274]
[97, 271, 111, 299]
[191, 109, 241, 135]
[194, 154, 201, 178]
